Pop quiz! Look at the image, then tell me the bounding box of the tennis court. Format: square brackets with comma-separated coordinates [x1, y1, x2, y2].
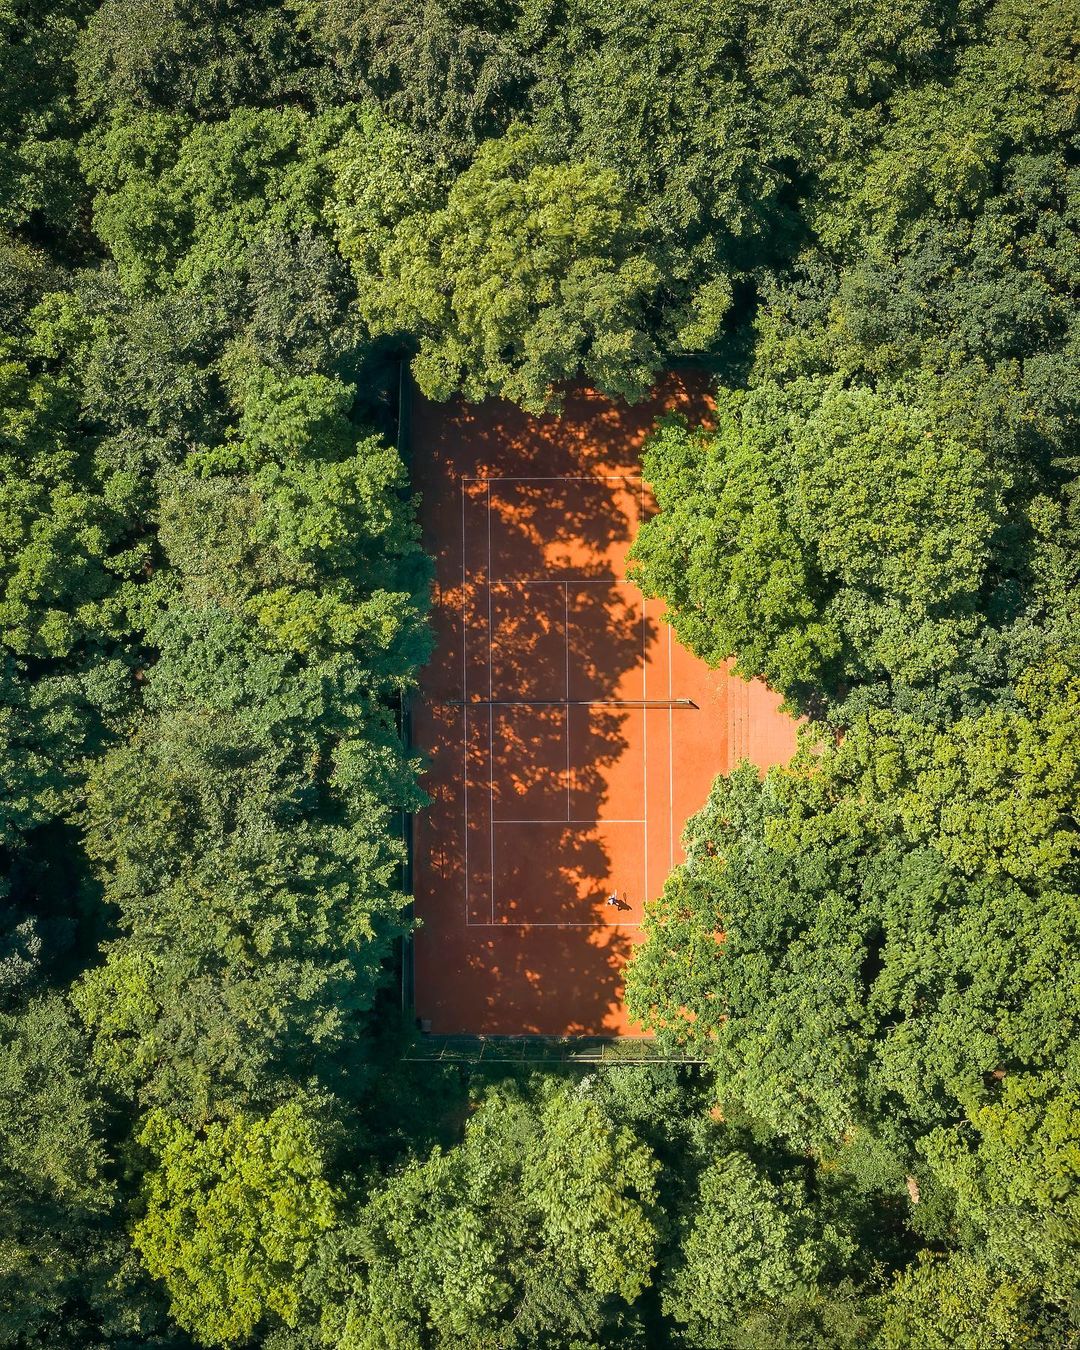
[410, 375, 799, 1036]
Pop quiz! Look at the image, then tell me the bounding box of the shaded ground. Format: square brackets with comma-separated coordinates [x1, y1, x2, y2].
[411, 375, 799, 1035]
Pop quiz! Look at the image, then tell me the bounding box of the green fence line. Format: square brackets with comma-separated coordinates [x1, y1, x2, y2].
[402, 1035, 706, 1066]
[398, 357, 417, 1021]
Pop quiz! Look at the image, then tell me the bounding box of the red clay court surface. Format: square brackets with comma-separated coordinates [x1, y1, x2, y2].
[410, 373, 799, 1037]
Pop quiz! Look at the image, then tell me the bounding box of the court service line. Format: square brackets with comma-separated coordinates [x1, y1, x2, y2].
[466, 923, 645, 929]
[492, 819, 646, 825]
[492, 577, 628, 586]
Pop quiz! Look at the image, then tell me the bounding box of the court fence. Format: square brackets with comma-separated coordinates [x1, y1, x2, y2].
[394, 359, 709, 1067]
[397, 359, 417, 1021]
[402, 1032, 707, 1066]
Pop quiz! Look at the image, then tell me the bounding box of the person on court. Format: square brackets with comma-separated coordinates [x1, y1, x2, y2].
[606, 891, 620, 907]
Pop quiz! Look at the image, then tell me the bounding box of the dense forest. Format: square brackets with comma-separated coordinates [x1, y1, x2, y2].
[1, 0, 1077, 1345]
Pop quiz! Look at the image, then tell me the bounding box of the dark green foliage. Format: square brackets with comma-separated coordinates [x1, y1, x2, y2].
[0, 996, 113, 1345]
[2, 3, 430, 1337]
[309, 0, 530, 164]
[74, 377, 430, 1116]
[626, 663, 1080, 1334]
[75, 0, 327, 120]
[316, 1079, 661, 1348]
[525, 0, 797, 350]
[0, 0, 90, 249]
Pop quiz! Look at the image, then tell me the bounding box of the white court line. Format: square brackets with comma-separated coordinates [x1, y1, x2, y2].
[564, 582, 571, 820]
[463, 475, 643, 482]
[468, 922, 645, 929]
[493, 576, 624, 585]
[487, 479, 494, 925]
[462, 477, 470, 925]
[668, 624, 674, 873]
[464, 475, 653, 928]
[490, 578, 628, 586]
[492, 819, 646, 825]
[641, 480, 648, 909]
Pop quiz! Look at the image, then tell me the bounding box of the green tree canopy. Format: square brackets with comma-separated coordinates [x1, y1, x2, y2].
[318, 1080, 660, 1348]
[74, 369, 429, 1117]
[0, 996, 117, 1347]
[661, 1149, 853, 1346]
[630, 378, 1010, 716]
[2, 0, 1079, 1342]
[134, 1099, 338, 1346]
[335, 119, 663, 411]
